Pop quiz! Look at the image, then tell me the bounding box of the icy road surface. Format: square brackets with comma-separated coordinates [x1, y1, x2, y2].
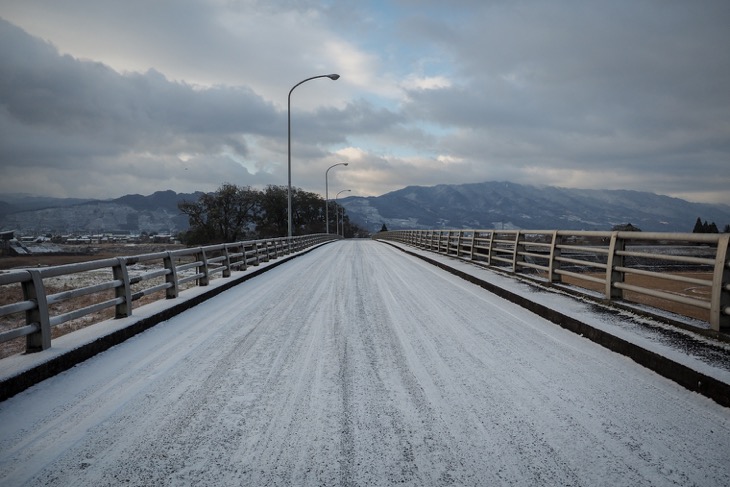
[1, 240, 729, 486]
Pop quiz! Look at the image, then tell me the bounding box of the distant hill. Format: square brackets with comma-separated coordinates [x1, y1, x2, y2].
[0, 190, 203, 235]
[111, 190, 196, 212]
[340, 182, 730, 233]
[0, 194, 95, 216]
[2, 183, 729, 236]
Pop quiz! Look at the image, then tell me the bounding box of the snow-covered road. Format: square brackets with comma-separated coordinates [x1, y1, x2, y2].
[1, 240, 729, 486]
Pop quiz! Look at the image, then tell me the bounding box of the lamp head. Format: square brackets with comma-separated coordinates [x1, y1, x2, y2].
[327, 74, 340, 80]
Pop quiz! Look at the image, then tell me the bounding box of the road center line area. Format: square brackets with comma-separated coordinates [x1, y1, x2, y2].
[1, 240, 729, 486]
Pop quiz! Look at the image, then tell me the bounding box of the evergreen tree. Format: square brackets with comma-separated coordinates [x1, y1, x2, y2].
[693, 218, 721, 234]
[692, 217, 704, 233]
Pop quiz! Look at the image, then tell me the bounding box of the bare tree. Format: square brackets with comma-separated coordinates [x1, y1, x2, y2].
[178, 183, 258, 244]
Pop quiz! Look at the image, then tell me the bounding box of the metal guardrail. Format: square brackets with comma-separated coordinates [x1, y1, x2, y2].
[374, 230, 730, 331]
[0, 234, 338, 354]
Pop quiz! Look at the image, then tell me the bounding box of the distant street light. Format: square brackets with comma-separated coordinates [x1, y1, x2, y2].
[287, 73, 340, 239]
[335, 189, 351, 237]
[325, 162, 348, 234]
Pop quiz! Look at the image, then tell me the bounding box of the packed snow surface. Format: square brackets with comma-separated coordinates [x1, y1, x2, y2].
[1, 240, 729, 486]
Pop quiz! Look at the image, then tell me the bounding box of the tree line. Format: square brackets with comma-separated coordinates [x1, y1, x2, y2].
[177, 183, 367, 245]
[692, 217, 730, 234]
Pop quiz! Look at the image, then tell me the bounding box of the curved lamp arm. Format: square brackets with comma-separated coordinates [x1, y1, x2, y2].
[287, 74, 341, 238]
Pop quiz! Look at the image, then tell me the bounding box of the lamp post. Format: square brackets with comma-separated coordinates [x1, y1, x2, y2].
[287, 73, 340, 239]
[325, 162, 348, 234]
[335, 189, 351, 237]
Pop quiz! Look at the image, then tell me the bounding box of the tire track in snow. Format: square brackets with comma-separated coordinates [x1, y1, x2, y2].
[1, 240, 729, 486]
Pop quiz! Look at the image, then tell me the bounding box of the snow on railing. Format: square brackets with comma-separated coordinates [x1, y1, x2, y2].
[374, 229, 730, 332]
[0, 234, 338, 354]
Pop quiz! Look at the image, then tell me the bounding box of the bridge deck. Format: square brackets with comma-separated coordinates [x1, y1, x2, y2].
[1, 240, 729, 486]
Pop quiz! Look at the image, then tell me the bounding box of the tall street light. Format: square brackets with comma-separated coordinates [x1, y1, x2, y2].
[288, 73, 340, 239]
[325, 162, 348, 234]
[335, 189, 351, 237]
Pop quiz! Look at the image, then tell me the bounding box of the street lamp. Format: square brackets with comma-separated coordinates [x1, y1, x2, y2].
[287, 73, 340, 239]
[335, 189, 351, 237]
[325, 162, 348, 234]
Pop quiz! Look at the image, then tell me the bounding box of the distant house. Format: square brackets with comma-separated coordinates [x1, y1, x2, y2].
[1, 230, 33, 256]
[152, 234, 173, 243]
[1, 230, 15, 255]
[612, 223, 642, 232]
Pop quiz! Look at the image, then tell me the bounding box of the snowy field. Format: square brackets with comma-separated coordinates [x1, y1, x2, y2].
[0, 240, 729, 486]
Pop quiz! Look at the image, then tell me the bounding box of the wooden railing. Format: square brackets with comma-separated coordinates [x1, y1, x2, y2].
[0, 234, 338, 354]
[374, 230, 730, 331]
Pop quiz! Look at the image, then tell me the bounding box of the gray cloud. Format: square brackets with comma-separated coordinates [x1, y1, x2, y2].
[0, 0, 729, 206]
[388, 1, 730, 201]
[0, 18, 287, 196]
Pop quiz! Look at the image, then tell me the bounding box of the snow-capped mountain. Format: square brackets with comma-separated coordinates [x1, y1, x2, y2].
[341, 182, 730, 233]
[2, 182, 728, 236]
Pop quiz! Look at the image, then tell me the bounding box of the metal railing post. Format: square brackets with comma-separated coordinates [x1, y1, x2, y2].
[113, 257, 133, 318]
[22, 269, 51, 352]
[548, 231, 562, 283]
[606, 232, 625, 300]
[511, 231, 522, 273]
[486, 231, 495, 266]
[196, 248, 210, 286]
[239, 242, 249, 270]
[710, 234, 730, 331]
[222, 245, 232, 278]
[164, 251, 179, 298]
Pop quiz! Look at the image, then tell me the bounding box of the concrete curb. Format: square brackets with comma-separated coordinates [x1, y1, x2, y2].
[383, 241, 730, 408]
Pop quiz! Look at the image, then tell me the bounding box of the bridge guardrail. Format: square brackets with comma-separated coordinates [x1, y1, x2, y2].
[374, 229, 730, 331]
[0, 234, 338, 354]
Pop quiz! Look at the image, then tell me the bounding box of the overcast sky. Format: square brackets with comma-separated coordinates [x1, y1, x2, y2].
[1, 0, 729, 205]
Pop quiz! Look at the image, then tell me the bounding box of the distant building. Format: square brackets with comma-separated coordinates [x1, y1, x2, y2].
[152, 234, 173, 243]
[1, 230, 15, 255]
[612, 223, 642, 232]
[0, 230, 33, 256]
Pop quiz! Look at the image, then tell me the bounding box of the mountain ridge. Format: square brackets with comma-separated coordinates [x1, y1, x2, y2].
[1, 183, 728, 235]
[0, 190, 203, 235]
[341, 181, 730, 233]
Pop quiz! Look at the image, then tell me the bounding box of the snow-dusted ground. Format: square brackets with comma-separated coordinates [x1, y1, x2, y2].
[1, 240, 729, 486]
